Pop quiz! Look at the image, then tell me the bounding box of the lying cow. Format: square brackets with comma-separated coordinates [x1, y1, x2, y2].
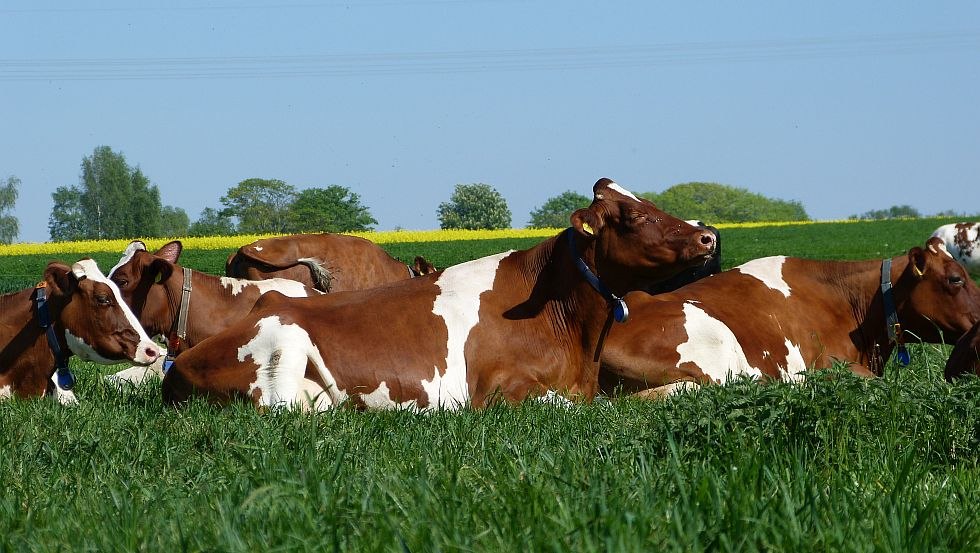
[599, 237, 980, 396]
[162, 178, 717, 410]
[647, 220, 722, 294]
[932, 223, 980, 273]
[944, 321, 980, 381]
[0, 259, 161, 403]
[106, 240, 321, 385]
[225, 233, 436, 293]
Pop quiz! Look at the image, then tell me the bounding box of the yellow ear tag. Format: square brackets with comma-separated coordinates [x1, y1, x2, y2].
[912, 264, 926, 277]
[582, 222, 594, 235]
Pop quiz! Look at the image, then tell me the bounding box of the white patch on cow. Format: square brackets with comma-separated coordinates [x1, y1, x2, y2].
[676, 302, 763, 383]
[360, 381, 419, 410]
[49, 373, 77, 405]
[736, 256, 792, 298]
[777, 339, 809, 383]
[241, 315, 347, 410]
[684, 219, 705, 227]
[930, 241, 954, 259]
[254, 246, 263, 251]
[426, 251, 512, 409]
[105, 356, 166, 390]
[536, 390, 574, 408]
[0, 385, 11, 400]
[70, 259, 160, 364]
[606, 182, 641, 202]
[107, 241, 146, 279]
[933, 223, 980, 270]
[219, 276, 318, 297]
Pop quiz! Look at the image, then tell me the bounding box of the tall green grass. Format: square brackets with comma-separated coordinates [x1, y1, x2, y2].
[1, 217, 978, 551]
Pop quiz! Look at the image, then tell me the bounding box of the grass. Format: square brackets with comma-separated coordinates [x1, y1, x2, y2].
[1, 216, 978, 551]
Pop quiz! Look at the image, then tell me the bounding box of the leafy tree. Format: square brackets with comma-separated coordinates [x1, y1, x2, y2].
[640, 182, 808, 223]
[0, 176, 19, 244]
[49, 146, 163, 240]
[160, 205, 190, 237]
[849, 205, 921, 220]
[528, 190, 591, 228]
[48, 185, 87, 242]
[287, 186, 377, 233]
[220, 178, 297, 234]
[188, 207, 236, 237]
[437, 183, 512, 230]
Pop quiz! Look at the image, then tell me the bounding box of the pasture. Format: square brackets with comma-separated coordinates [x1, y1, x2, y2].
[1, 217, 979, 551]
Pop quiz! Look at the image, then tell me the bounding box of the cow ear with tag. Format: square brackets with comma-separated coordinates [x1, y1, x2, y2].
[43, 261, 78, 297]
[908, 247, 928, 280]
[571, 207, 602, 240]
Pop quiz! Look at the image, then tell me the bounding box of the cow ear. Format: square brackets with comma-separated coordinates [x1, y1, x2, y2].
[154, 241, 183, 264]
[150, 257, 176, 284]
[907, 247, 928, 280]
[570, 207, 603, 240]
[43, 262, 79, 296]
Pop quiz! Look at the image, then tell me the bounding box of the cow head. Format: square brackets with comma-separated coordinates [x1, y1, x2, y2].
[570, 178, 716, 294]
[411, 256, 437, 277]
[108, 240, 182, 337]
[944, 321, 980, 380]
[899, 237, 980, 343]
[46, 259, 161, 365]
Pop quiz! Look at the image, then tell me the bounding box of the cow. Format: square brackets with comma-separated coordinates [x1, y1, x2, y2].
[598, 237, 980, 397]
[225, 233, 437, 293]
[932, 223, 980, 273]
[646, 220, 722, 294]
[944, 321, 980, 381]
[0, 259, 161, 404]
[105, 240, 321, 385]
[161, 178, 718, 410]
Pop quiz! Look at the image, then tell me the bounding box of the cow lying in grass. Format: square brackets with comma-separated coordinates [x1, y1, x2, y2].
[0, 259, 161, 403]
[161, 178, 717, 410]
[225, 233, 436, 293]
[105, 241, 321, 386]
[600, 237, 980, 397]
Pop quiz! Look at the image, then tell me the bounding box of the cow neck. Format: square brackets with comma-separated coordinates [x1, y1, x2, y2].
[163, 267, 193, 373]
[840, 256, 908, 374]
[566, 229, 629, 324]
[31, 283, 76, 391]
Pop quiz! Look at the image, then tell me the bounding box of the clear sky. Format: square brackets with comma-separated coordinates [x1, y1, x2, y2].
[1, 1, 978, 243]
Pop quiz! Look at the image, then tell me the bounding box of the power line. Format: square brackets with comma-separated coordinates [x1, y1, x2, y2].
[1, 30, 978, 81]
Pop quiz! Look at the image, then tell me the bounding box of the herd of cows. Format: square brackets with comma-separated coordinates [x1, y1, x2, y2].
[2, 178, 980, 409]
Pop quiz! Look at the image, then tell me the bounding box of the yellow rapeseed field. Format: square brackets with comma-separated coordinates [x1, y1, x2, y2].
[0, 220, 850, 257]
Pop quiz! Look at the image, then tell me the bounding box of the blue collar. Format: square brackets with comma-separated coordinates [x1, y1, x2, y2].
[567, 229, 629, 323]
[33, 284, 76, 391]
[880, 258, 910, 366]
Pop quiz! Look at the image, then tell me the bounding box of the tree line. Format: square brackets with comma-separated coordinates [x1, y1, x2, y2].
[10, 144, 955, 244]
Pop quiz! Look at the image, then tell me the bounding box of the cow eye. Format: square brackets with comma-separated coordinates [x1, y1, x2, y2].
[96, 294, 112, 305]
[113, 278, 128, 288]
[948, 275, 964, 286]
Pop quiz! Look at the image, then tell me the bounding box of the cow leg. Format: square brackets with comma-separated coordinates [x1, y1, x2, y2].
[630, 380, 702, 400]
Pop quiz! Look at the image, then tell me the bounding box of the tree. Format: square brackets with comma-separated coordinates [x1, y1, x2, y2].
[437, 183, 512, 230]
[0, 176, 19, 244]
[287, 186, 377, 233]
[220, 178, 297, 234]
[188, 207, 236, 237]
[49, 146, 164, 240]
[160, 205, 190, 237]
[849, 205, 921, 220]
[527, 190, 591, 228]
[48, 185, 86, 242]
[640, 182, 808, 223]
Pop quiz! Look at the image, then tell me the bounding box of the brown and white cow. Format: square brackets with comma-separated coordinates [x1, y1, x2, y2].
[0, 259, 161, 404]
[944, 320, 980, 381]
[108, 240, 322, 358]
[599, 237, 980, 396]
[161, 178, 717, 410]
[932, 223, 980, 273]
[225, 233, 436, 292]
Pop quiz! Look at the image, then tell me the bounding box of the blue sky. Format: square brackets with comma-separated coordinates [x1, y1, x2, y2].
[1, 1, 978, 243]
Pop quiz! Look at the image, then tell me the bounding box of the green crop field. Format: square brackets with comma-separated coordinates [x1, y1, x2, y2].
[1, 217, 978, 552]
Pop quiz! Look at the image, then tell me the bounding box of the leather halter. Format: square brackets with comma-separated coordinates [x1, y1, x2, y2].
[880, 258, 911, 366]
[163, 267, 193, 374]
[33, 282, 76, 391]
[567, 229, 629, 324]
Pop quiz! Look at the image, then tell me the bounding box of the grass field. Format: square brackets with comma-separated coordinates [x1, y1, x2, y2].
[1, 217, 979, 551]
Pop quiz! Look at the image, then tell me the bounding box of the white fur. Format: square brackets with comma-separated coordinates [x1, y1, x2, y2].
[932, 223, 980, 270]
[49, 373, 77, 405]
[0, 385, 11, 400]
[606, 182, 641, 202]
[777, 339, 809, 382]
[107, 241, 146, 278]
[360, 381, 419, 410]
[537, 389, 574, 408]
[676, 302, 763, 383]
[425, 251, 512, 409]
[241, 315, 347, 409]
[219, 276, 319, 297]
[736, 256, 792, 298]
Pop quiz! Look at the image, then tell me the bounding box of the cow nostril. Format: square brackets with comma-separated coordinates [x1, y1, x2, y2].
[700, 233, 715, 246]
[146, 347, 159, 359]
